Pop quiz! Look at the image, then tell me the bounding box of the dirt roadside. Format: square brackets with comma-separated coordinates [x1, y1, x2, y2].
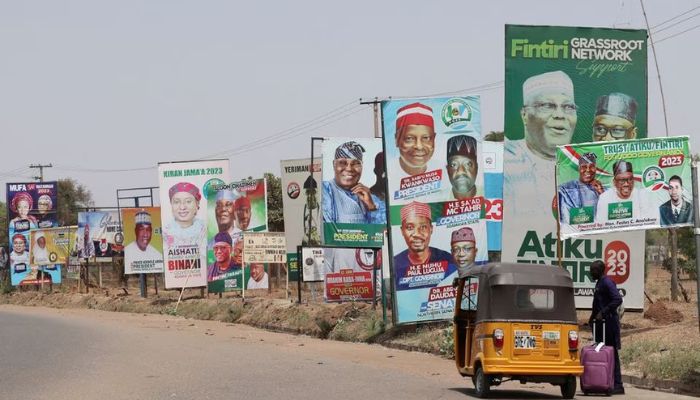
[1, 264, 698, 396]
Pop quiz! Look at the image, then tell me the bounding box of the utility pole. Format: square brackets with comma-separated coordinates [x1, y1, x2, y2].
[29, 163, 53, 182]
[360, 98, 382, 138]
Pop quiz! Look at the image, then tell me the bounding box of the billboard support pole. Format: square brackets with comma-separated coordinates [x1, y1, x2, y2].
[690, 156, 700, 334]
[372, 248, 378, 309]
[554, 164, 563, 268]
[297, 245, 302, 304]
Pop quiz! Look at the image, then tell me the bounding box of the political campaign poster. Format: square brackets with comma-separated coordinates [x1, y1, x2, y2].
[121, 207, 164, 274]
[280, 158, 322, 280]
[502, 25, 648, 309]
[321, 137, 386, 247]
[7, 181, 59, 286]
[75, 211, 124, 261]
[556, 136, 693, 237]
[13, 227, 73, 285]
[158, 159, 230, 289]
[241, 232, 285, 291]
[301, 247, 325, 282]
[325, 269, 374, 302]
[66, 256, 81, 280]
[207, 178, 267, 293]
[482, 140, 504, 251]
[382, 96, 489, 324]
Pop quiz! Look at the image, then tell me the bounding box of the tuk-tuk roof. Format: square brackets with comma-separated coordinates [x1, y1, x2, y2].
[463, 263, 574, 288]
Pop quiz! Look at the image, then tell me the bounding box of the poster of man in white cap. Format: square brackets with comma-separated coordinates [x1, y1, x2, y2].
[158, 160, 229, 289]
[122, 207, 164, 274]
[382, 96, 488, 324]
[321, 138, 385, 247]
[503, 25, 648, 309]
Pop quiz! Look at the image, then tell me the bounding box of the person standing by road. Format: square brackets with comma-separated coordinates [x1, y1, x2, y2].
[589, 260, 624, 395]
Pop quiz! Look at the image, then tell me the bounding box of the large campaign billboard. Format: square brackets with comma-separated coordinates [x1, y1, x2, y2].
[7, 181, 59, 286]
[280, 158, 322, 281]
[556, 137, 693, 237]
[75, 211, 124, 260]
[321, 137, 386, 247]
[158, 160, 230, 289]
[502, 25, 648, 309]
[207, 178, 268, 293]
[382, 96, 489, 324]
[121, 207, 165, 274]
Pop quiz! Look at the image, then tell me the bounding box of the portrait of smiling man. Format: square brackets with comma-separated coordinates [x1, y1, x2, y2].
[394, 102, 436, 176]
[520, 70, 577, 161]
[124, 210, 162, 264]
[322, 140, 386, 224]
[557, 152, 605, 224]
[595, 160, 655, 223]
[505, 70, 577, 218]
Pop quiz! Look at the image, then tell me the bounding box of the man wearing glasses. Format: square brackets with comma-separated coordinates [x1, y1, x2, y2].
[450, 226, 478, 278]
[595, 160, 654, 223]
[592, 93, 638, 142]
[322, 141, 386, 224]
[505, 70, 577, 217]
[442, 135, 480, 200]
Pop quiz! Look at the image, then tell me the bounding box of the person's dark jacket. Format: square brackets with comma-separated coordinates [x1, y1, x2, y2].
[590, 276, 622, 349]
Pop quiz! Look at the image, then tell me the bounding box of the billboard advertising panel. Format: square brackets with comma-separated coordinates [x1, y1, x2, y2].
[502, 25, 648, 309]
[121, 207, 165, 274]
[158, 160, 229, 289]
[321, 137, 386, 247]
[382, 96, 489, 324]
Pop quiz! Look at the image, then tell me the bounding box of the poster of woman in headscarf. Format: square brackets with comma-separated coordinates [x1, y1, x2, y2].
[158, 160, 230, 289]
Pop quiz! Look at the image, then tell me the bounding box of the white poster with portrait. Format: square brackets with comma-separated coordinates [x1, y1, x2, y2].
[158, 160, 229, 289]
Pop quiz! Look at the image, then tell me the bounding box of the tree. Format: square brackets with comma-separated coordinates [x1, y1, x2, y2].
[484, 131, 504, 142]
[265, 172, 284, 232]
[0, 201, 7, 248]
[56, 178, 94, 226]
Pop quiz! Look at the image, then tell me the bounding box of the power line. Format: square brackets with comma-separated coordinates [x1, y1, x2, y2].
[199, 101, 363, 159]
[392, 80, 504, 100]
[652, 11, 700, 34]
[650, 4, 700, 29]
[221, 104, 369, 158]
[655, 22, 700, 43]
[53, 165, 156, 173]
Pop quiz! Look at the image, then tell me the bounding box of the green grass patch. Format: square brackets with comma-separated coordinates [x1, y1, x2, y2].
[622, 339, 700, 383]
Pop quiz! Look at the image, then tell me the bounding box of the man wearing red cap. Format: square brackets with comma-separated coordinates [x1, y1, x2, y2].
[450, 226, 478, 278]
[395, 103, 437, 176]
[164, 182, 206, 245]
[394, 201, 455, 291]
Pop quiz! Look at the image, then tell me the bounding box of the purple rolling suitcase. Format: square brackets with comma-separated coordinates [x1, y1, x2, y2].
[580, 320, 614, 395]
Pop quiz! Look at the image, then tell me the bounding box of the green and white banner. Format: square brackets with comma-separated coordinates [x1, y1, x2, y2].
[556, 136, 693, 237]
[502, 24, 648, 309]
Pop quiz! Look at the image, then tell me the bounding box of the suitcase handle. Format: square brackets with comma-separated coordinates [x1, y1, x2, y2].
[593, 318, 606, 344]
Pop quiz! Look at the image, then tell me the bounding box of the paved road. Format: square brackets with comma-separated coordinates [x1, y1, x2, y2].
[0, 305, 695, 400]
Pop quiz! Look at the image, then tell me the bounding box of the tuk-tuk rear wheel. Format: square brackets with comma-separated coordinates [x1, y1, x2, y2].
[474, 366, 490, 398]
[560, 375, 576, 399]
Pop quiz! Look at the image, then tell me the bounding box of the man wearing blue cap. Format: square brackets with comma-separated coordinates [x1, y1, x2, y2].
[557, 152, 605, 224]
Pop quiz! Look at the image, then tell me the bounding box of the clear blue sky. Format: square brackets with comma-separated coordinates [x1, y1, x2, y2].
[1, 0, 698, 206]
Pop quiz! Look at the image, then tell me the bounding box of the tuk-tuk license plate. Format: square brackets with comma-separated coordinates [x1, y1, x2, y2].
[514, 330, 536, 349]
